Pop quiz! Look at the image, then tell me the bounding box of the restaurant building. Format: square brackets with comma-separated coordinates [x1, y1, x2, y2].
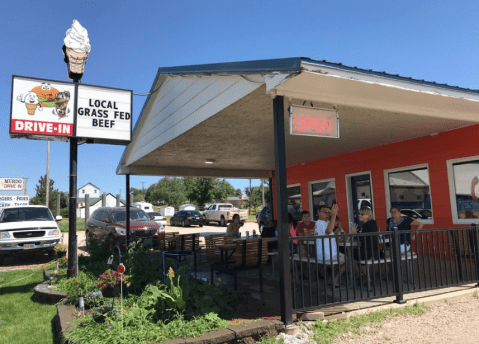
[117, 57, 479, 324]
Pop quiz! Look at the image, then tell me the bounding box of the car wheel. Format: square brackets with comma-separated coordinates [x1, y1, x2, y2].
[181, 220, 185, 227]
[170, 219, 174, 226]
[203, 215, 209, 225]
[220, 216, 226, 227]
[0, 254, 4, 266]
[199, 223, 203, 227]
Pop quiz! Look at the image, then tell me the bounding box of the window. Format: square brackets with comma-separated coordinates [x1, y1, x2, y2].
[447, 156, 479, 223]
[384, 164, 433, 224]
[95, 190, 97, 194]
[82, 190, 85, 194]
[309, 179, 336, 221]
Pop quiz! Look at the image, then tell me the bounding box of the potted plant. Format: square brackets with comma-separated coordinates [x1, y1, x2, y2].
[95, 269, 130, 298]
[53, 244, 68, 258]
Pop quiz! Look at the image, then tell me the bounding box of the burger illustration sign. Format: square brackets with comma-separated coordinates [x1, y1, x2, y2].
[10, 76, 132, 145]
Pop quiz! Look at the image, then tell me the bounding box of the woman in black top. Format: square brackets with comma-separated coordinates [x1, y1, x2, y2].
[387, 205, 424, 253]
[358, 207, 379, 260]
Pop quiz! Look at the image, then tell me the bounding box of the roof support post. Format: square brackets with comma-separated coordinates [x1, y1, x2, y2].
[273, 95, 293, 325]
[126, 174, 130, 246]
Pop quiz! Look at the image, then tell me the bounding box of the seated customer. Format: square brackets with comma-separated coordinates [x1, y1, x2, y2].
[261, 220, 278, 251]
[296, 210, 315, 257]
[226, 214, 241, 239]
[288, 213, 298, 253]
[356, 206, 380, 279]
[315, 204, 346, 287]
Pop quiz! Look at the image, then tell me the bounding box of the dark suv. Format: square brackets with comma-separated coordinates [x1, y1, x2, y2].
[85, 207, 161, 247]
[256, 205, 302, 233]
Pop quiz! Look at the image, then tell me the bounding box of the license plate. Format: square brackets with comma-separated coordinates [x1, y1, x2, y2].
[24, 243, 35, 250]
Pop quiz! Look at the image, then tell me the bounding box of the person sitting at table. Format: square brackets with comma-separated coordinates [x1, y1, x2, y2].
[226, 214, 241, 239]
[296, 210, 315, 257]
[387, 205, 424, 253]
[315, 204, 346, 287]
[261, 220, 278, 251]
[356, 206, 380, 281]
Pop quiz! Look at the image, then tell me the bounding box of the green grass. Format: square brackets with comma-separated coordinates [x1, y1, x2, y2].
[0, 269, 59, 344]
[58, 217, 85, 233]
[307, 302, 429, 344]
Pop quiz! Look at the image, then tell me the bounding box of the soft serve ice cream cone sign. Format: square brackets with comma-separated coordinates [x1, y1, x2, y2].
[62, 20, 91, 81]
[10, 20, 132, 145]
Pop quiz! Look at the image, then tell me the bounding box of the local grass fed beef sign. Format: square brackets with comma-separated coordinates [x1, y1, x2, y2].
[76, 85, 131, 143]
[10, 76, 132, 145]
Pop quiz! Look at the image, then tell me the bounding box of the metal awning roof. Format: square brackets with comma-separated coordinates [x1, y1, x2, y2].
[117, 57, 479, 178]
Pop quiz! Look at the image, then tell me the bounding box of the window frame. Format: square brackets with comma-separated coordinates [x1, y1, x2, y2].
[447, 155, 479, 224]
[345, 171, 374, 227]
[384, 163, 434, 225]
[308, 178, 336, 220]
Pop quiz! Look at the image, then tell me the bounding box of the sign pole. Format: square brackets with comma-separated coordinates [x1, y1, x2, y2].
[67, 79, 79, 278]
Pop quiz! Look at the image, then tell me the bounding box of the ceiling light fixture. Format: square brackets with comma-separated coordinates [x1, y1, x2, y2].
[205, 159, 215, 164]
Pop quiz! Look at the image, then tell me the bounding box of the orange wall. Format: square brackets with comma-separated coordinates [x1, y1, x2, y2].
[274, 124, 479, 230]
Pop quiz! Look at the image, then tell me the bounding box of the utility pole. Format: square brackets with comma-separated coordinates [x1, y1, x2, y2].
[46, 140, 50, 207]
[141, 181, 145, 192]
[249, 178, 252, 211]
[261, 179, 265, 208]
[24, 178, 28, 195]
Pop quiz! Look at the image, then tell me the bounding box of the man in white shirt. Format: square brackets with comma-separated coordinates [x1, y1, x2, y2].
[314, 204, 346, 287]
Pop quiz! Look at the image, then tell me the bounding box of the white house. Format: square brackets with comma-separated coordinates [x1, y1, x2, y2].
[77, 193, 125, 218]
[159, 206, 175, 216]
[78, 182, 100, 198]
[178, 204, 196, 211]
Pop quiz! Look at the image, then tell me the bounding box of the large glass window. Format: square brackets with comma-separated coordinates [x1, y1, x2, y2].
[385, 165, 433, 222]
[448, 158, 479, 222]
[309, 179, 336, 221]
[287, 185, 302, 221]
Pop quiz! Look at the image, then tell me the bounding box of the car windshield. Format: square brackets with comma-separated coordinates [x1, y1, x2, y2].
[0, 207, 54, 222]
[186, 211, 201, 216]
[148, 212, 161, 216]
[112, 210, 150, 222]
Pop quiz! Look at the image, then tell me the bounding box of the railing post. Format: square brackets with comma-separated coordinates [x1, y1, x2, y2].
[392, 227, 406, 304]
[472, 223, 479, 286]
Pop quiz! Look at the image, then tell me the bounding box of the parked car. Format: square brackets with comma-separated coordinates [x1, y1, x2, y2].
[256, 205, 302, 233]
[147, 211, 167, 227]
[170, 210, 204, 227]
[0, 205, 63, 264]
[400, 209, 423, 220]
[413, 209, 433, 219]
[85, 207, 161, 247]
[202, 203, 248, 226]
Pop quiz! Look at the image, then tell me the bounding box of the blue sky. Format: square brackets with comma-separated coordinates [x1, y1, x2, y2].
[1, 0, 478, 200]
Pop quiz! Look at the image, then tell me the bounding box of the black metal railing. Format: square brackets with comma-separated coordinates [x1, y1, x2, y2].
[291, 225, 479, 312]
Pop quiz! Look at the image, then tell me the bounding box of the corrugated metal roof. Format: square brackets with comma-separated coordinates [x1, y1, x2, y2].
[155, 56, 479, 95]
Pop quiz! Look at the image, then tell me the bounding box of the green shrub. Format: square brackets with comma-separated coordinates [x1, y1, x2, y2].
[60, 207, 69, 218]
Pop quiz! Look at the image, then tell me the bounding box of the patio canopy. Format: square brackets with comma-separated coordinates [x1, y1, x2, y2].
[117, 57, 479, 178]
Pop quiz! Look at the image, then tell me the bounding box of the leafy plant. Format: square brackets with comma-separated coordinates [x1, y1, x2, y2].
[54, 243, 67, 252]
[55, 270, 100, 307]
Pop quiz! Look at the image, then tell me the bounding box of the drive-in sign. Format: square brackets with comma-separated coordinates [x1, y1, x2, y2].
[10, 75, 132, 145]
[0, 178, 24, 191]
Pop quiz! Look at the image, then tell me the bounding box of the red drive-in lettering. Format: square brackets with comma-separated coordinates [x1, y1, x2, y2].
[12, 119, 73, 136]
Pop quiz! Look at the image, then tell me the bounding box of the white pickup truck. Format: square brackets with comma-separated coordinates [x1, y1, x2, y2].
[0, 205, 63, 264]
[202, 203, 249, 226]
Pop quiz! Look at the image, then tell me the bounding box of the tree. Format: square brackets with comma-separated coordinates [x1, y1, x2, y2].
[133, 194, 144, 203]
[244, 185, 270, 208]
[184, 178, 236, 205]
[30, 174, 68, 212]
[146, 177, 187, 207]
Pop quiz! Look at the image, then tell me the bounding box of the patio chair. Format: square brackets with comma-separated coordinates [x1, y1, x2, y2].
[205, 234, 229, 263]
[448, 228, 478, 280]
[161, 231, 179, 250]
[210, 238, 268, 293]
[170, 233, 201, 272]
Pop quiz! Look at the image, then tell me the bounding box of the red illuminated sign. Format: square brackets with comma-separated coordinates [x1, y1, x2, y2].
[290, 105, 339, 138]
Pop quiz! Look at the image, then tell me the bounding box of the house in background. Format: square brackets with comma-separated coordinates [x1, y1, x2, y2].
[77, 193, 125, 218]
[223, 195, 249, 207]
[78, 182, 100, 198]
